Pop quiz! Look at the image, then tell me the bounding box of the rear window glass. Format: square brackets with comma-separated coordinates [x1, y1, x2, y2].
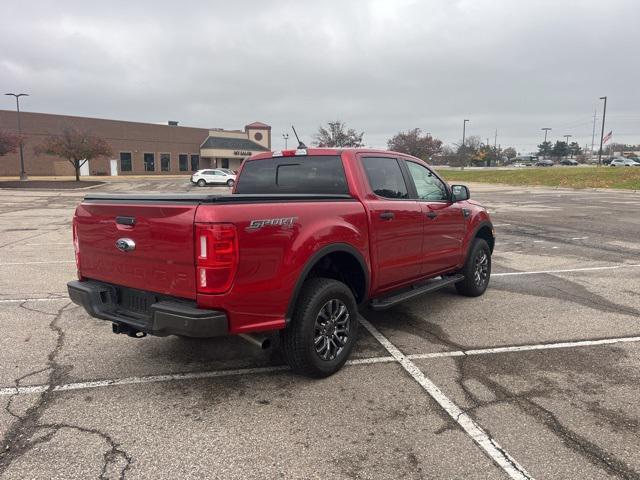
[361, 157, 409, 199]
[235, 155, 348, 194]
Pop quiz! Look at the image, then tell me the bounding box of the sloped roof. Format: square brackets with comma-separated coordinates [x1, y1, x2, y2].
[201, 136, 269, 151]
[245, 121, 271, 129]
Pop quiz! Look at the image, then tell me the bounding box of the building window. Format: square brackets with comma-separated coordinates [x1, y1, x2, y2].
[144, 153, 155, 172]
[254, 132, 263, 141]
[179, 154, 188, 171]
[160, 153, 171, 172]
[120, 152, 132, 172]
[221, 158, 229, 168]
[190, 154, 200, 171]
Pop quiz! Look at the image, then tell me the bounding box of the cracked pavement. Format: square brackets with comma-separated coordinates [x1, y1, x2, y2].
[0, 181, 639, 479]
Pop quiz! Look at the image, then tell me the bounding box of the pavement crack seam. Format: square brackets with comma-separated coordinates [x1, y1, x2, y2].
[0, 302, 134, 478]
[360, 317, 532, 480]
[550, 283, 640, 318]
[457, 365, 640, 480]
[519, 396, 640, 480]
[4, 367, 50, 421]
[0, 226, 69, 250]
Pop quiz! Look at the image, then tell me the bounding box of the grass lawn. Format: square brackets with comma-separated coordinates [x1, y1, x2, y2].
[437, 167, 640, 190]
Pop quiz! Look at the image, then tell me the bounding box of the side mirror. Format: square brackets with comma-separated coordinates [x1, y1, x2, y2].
[451, 184, 470, 202]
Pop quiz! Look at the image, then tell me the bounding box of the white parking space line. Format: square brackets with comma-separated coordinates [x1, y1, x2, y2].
[4, 334, 640, 397]
[571, 237, 589, 240]
[407, 336, 640, 360]
[493, 223, 512, 227]
[0, 356, 397, 397]
[0, 297, 67, 304]
[24, 242, 71, 246]
[360, 318, 532, 479]
[492, 263, 640, 277]
[0, 260, 75, 266]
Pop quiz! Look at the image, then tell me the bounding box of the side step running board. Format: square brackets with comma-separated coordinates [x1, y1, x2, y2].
[370, 274, 464, 310]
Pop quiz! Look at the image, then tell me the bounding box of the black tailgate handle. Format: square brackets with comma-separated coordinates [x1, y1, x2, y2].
[116, 216, 136, 226]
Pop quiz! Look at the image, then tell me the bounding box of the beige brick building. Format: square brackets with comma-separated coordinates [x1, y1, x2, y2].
[0, 110, 271, 177]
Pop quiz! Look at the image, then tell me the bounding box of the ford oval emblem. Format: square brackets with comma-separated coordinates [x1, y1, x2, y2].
[115, 238, 136, 252]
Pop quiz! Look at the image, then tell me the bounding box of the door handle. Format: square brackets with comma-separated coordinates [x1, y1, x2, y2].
[426, 211, 438, 219]
[379, 212, 395, 220]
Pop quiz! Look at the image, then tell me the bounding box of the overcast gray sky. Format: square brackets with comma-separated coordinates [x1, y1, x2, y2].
[2, 0, 639, 153]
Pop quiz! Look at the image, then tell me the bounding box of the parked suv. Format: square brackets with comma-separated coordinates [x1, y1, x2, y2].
[609, 157, 640, 167]
[191, 169, 236, 187]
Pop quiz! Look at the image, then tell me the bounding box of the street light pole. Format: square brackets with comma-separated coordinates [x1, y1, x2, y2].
[462, 119, 469, 147]
[564, 134, 573, 158]
[282, 133, 289, 149]
[541, 127, 552, 159]
[597, 96, 607, 166]
[461, 119, 469, 170]
[5, 93, 29, 180]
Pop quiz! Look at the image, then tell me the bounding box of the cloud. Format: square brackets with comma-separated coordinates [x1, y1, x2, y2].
[1, 0, 639, 152]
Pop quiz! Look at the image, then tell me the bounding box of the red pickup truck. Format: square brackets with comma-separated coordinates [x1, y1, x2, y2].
[68, 148, 494, 377]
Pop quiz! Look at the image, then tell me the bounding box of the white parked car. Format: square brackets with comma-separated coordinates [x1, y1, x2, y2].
[609, 158, 640, 167]
[191, 169, 237, 187]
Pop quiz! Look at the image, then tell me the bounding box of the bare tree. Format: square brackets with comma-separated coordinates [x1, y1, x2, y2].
[452, 135, 481, 169]
[314, 121, 364, 147]
[387, 128, 442, 160]
[34, 127, 112, 181]
[431, 145, 456, 165]
[502, 147, 517, 160]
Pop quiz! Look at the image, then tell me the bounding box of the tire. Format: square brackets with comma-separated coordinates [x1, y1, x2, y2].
[455, 238, 491, 297]
[197, 179, 206, 187]
[280, 278, 359, 378]
[226, 179, 235, 187]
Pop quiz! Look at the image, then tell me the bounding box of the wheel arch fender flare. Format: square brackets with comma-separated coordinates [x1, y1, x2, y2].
[464, 220, 495, 260]
[285, 243, 370, 323]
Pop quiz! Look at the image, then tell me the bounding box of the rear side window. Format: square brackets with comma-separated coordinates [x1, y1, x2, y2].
[361, 157, 408, 199]
[236, 156, 348, 194]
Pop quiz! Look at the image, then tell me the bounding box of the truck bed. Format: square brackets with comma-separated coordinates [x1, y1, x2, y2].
[83, 193, 353, 203]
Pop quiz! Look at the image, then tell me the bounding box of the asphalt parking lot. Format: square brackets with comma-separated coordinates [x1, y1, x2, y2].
[0, 180, 639, 479]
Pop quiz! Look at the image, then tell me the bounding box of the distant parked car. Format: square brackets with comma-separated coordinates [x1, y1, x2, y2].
[191, 169, 237, 187]
[609, 158, 640, 167]
[535, 159, 554, 167]
[560, 159, 578, 166]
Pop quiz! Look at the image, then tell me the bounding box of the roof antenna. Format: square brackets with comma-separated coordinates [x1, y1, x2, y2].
[291, 125, 307, 149]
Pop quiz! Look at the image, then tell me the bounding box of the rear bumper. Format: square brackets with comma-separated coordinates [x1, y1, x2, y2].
[67, 280, 228, 337]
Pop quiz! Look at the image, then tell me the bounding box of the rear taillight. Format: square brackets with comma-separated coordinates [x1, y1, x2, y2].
[195, 223, 238, 294]
[72, 216, 81, 278]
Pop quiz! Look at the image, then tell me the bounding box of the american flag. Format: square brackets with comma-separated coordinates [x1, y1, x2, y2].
[602, 131, 613, 144]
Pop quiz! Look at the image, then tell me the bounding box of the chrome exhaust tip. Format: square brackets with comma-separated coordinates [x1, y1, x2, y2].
[239, 333, 271, 349]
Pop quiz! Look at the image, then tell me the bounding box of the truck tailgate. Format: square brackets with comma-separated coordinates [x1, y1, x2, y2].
[75, 200, 198, 299]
